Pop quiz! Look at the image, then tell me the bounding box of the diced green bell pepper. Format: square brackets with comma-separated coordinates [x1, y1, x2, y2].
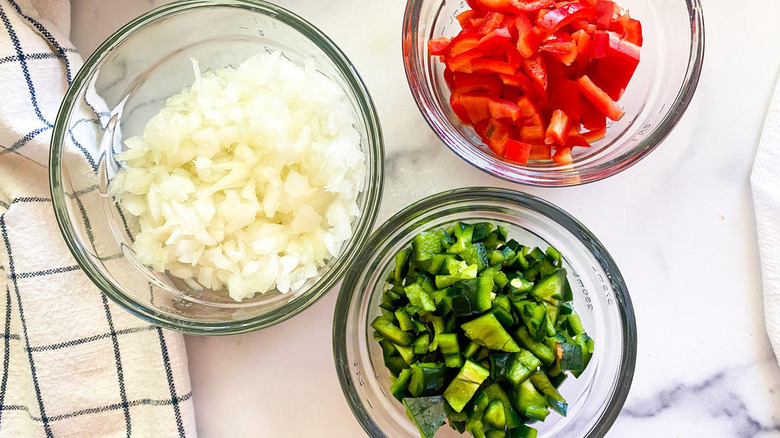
[461, 313, 520, 352]
[371, 317, 413, 346]
[443, 360, 489, 412]
[403, 396, 447, 438]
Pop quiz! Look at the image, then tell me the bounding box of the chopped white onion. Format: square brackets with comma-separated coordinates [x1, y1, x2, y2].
[110, 52, 366, 301]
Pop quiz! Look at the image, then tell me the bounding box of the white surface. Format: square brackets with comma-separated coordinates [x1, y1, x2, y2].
[70, 0, 780, 436]
[751, 75, 780, 369]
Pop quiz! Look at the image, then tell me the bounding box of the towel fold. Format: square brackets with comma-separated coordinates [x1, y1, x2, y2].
[0, 0, 196, 436]
[751, 72, 780, 368]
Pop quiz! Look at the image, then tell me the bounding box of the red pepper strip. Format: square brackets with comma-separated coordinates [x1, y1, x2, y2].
[564, 127, 592, 148]
[444, 67, 455, 89]
[590, 30, 609, 59]
[449, 32, 481, 57]
[621, 18, 643, 46]
[483, 118, 512, 156]
[474, 0, 555, 14]
[457, 10, 479, 27]
[472, 58, 517, 75]
[595, 31, 640, 93]
[514, 14, 540, 58]
[448, 48, 483, 73]
[502, 86, 521, 103]
[478, 12, 506, 35]
[517, 96, 546, 143]
[580, 97, 606, 131]
[548, 76, 581, 120]
[521, 53, 547, 97]
[428, 37, 451, 56]
[582, 126, 606, 143]
[552, 146, 573, 164]
[487, 97, 522, 121]
[453, 72, 504, 97]
[528, 144, 552, 160]
[577, 75, 624, 121]
[572, 29, 591, 69]
[477, 27, 513, 56]
[450, 93, 471, 123]
[540, 33, 577, 66]
[459, 93, 493, 123]
[544, 109, 571, 145]
[504, 44, 524, 70]
[594, 1, 616, 29]
[536, 4, 596, 35]
[499, 71, 537, 98]
[579, 0, 597, 6]
[505, 139, 532, 164]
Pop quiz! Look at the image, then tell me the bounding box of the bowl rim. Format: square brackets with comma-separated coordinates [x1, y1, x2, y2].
[49, 0, 384, 335]
[401, 0, 706, 187]
[333, 187, 638, 437]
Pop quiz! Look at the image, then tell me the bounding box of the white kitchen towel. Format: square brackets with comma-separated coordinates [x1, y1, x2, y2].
[0, 0, 197, 437]
[751, 73, 780, 368]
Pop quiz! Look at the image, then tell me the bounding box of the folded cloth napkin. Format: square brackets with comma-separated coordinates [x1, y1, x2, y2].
[0, 0, 196, 437]
[752, 73, 780, 368]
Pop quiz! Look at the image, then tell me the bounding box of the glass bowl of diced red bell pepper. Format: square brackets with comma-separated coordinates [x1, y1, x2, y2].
[402, 0, 704, 186]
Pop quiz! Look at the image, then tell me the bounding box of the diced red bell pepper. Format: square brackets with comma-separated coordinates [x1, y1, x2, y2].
[552, 146, 573, 164]
[514, 14, 540, 58]
[457, 10, 479, 27]
[528, 144, 552, 160]
[595, 31, 640, 92]
[622, 18, 643, 46]
[502, 86, 521, 103]
[504, 44, 524, 70]
[590, 30, 609, 59]
[483, 118, 512, 156]
[572, 29, 592, 69]
[579, 0, 598, 6]
[540, 31, 577, 65]
[577, 75, 624, 121]
[505, 139, 532, 164]
[521, 53, 547, 97]
[544, 109, 571, 145]
[450, 93, 470, 123]
[580, 98, 606, 131]
[444, 67, 455, 89]
[564, 127, 592, 148]
[474, 0, 555, 14]
[499, 71, 537, 97]
[477, 27, 513, 55]
[478, 12, 507, 34]
[548, 76, 581, 120]
[428, 37, 451, 56]
[594, 1, 617, 29]
[453, 72, 504, 97]
[459, 92, 493, 123]
[517, 96, 546, 143]
[449, 32, 481, 57]
[487, 97, 522, 121]
[472, 58, 517, 75]
[448, 48, 483, 73]
[536, 3, 596, 35]
[582, 126, 606, 142]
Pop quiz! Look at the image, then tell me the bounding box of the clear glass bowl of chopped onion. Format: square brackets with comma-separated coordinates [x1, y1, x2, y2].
[50, 0, 384, 334]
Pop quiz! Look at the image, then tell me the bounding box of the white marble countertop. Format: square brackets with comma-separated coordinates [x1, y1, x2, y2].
[71, 0, 780, 436]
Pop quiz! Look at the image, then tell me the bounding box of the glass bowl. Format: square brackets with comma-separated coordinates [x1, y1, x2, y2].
[333, 187, 637, 437]
[402, 0, 705, 186]
[49, 0, 384, 335]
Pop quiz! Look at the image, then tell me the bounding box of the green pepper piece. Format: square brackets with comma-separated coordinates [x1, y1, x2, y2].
[403, 396, 447, 438]
[371, 317, 413, 346]
[412, 231, 443, 261]
[436, 333, 460, 356]
[483, 383, 522, 428]
[395, 310, 414, 332]
[405, 283, 436, 313]
[379, 339, 397, 359]
[557, 342, 583, 371]
[472, 222, 494, 242]
[527, 247, 545, 262]
[483, 400, 506, 429]
[545, 246, 562, 265]
[384, 355, 409, 377]
[443, 360, 490, 412]
[503, 353, 532, 387]
[529, 372, 567, 416]
[461, 243, 489, 272]
[447, 222, 475, 254]
[444, 354, 464, 368]
[529, 269, 567, 304]
[463, 340, 481, 359]
[489, 352, 512, 382]
[485, 430, 506, 438]
[567, 313, 585, 336]
[395, 343, 415, 365]
[506, 274, 534, 295]
[390, 368, 412, 401]
[435, 264, 479, 288]
[461, 313, 521, 352]
[514, 327, 555, 366]
[394, 248, 411, 282]
[413, 335, 430, 355]
[514, 379, 550, 421]
[408, 362, 445, 397]
[450, 277, 494, 316]
[508, 425, 538, 438]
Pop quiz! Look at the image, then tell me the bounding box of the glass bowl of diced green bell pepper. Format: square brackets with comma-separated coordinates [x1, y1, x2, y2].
[333, 187, 636, 437]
